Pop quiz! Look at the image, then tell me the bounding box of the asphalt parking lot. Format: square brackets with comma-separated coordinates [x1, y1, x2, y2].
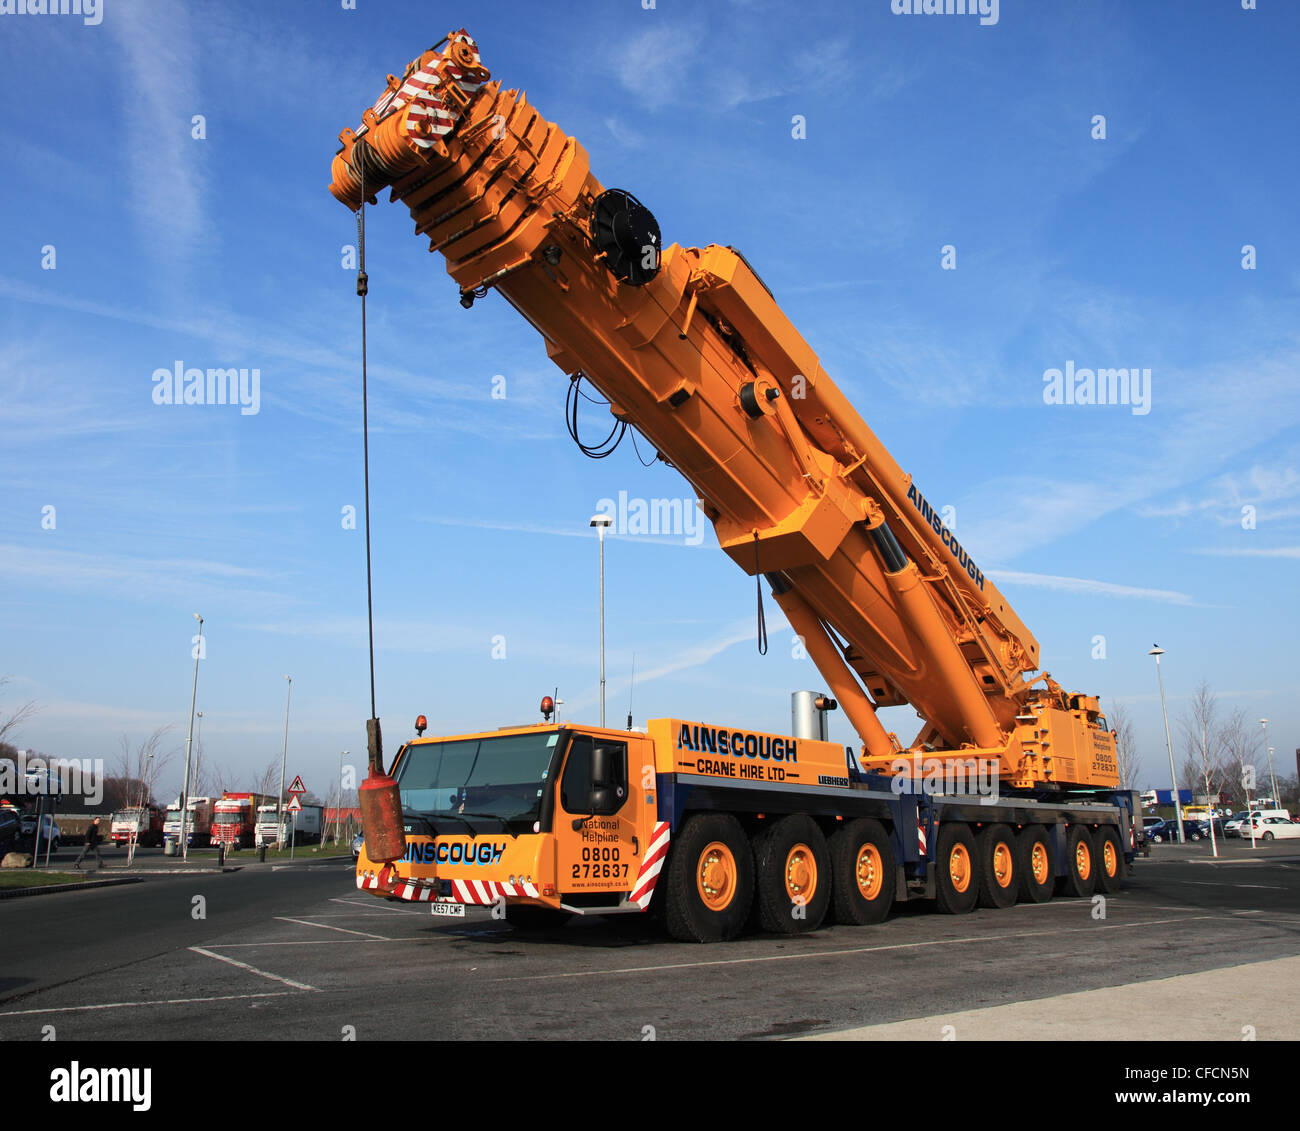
[1, 841, 1296, 1041]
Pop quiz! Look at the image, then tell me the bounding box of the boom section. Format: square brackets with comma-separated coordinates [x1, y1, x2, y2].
[329, 31, 1118, 791]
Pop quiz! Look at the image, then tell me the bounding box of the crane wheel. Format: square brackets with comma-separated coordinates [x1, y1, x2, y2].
[753, 814, 831, 934]
[829, 818, 896, 926]
[1093, 826, 1124, 894]
[1017, 826, 1055, 903]
[663, 813, 753, 942]
[975, 823, 1019, 910]
[934, 823, 979, 914]
[1055, 824, 1096, 898]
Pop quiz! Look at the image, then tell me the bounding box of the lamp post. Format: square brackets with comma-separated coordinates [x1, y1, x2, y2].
[276, 675, 292, 850]
[180, 613, 204, 862]
[589, 514, 613, 727]
[1260, 719, 1279, 807]
[1148, 645, 1185, 844]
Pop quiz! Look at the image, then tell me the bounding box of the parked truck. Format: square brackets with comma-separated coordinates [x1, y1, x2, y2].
[111, 805, 165, 848]
[331, 30, 1139, 941]
[255, 803, 324, 847]
[163, 796, 211, 848]
[211, 792, 257, 849]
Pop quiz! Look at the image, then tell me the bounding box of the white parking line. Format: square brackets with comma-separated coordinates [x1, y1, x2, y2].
[492, 915, 1216, 983]
[189, 946, 318, 991]
[0, 991, 294, 1018]
[274, 916, 391, 940]
[330, 897, 427, 913]
[212, 938, 430, 948]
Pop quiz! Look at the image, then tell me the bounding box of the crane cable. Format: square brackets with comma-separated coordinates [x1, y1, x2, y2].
[754, 533, 767, 655]
[356, 150, 378, 727]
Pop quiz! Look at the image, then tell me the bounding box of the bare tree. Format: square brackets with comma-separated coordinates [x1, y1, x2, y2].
[0, 677, 38, 747]
[1109, 703, 1140, 788]
[113, 727, 176, 808]
[1178, 681, 1229, 811]
[253, 758, 280, 804]
[1218, 708, 1261, 809]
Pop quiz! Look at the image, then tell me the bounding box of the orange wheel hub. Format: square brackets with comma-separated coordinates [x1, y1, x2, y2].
[784, 843, 818, 904]
[696, 841, 737, 911]
[949, 843, 971, 893]
[992, 841, 1014, 888]
[1075, 839, 1091, 880]
[856, 843, 883, 900]
[1031, 842, 1048, 885]
[1103, 840, 1117, 877]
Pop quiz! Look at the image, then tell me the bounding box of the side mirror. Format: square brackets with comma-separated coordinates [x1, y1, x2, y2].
[587, 745, 627, 815]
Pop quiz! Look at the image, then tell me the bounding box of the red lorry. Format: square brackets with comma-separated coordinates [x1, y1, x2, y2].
[210, 792, 257, 849]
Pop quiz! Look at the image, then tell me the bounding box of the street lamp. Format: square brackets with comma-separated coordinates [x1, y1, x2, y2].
[590, 514, 613, 727]
[180, 613, 204, 861]
[1148, 645, 1185, 844]
[276, 675, 292, 850]
[1260, 719, 1279, 806]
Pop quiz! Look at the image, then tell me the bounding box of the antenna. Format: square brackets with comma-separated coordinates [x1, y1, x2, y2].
[627, 652, 636, 730]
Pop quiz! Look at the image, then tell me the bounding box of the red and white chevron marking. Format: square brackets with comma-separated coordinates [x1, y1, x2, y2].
[917, 819, 929, 856]
[629, 821, 671, 909]
[451, 879, 539, 905]
[356, 867, 438, 902]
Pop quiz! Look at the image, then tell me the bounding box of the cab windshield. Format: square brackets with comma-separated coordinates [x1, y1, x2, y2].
[394, 731, 562, 832]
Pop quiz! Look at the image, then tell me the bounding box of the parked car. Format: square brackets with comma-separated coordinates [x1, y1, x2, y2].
[18, 812, 60, 852]
[1148, 819, 1206, 843]
[1252, 816, 1300, 841]
[1198, 818, 1229, 838]
[0, 805, 21, 852]
[352, 830, 365, 860]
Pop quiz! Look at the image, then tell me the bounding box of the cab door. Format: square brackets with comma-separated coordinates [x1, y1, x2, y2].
[552, 733, 653, 902]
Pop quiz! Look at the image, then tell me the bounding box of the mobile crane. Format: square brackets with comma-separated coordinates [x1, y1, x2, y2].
[331, 30, 1137, 942]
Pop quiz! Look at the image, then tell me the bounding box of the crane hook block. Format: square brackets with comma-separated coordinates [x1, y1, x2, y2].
[590, 189, 660, 286]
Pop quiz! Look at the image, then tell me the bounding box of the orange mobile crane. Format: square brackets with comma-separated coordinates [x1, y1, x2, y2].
[331, 30, 1136, 942]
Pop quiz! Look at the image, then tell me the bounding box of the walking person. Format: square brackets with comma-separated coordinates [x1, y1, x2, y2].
[75, 817, 105, 870]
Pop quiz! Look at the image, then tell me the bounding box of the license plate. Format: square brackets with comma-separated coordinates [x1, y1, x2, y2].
[431, 902, 465, 918]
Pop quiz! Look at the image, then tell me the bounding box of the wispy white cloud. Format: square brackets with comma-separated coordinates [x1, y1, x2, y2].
[1193, 546, 1300, 560]
[987, 569, 1197, 605]
[108, 1, 205, 259]
[1142, 461, 1300, 525]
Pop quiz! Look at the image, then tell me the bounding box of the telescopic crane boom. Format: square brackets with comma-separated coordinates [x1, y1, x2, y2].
[329, 30, 1118, 792]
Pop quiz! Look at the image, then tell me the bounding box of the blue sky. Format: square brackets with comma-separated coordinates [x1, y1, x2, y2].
[1, 0, 1296, 802]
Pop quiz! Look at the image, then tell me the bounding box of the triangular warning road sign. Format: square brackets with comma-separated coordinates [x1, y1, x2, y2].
[288, 775, 306, 795]
[287, 795, 303, 812]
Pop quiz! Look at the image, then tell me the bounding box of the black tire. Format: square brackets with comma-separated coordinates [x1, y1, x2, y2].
[934, 823, 979, 914]
[1094, 826, 1124, 894]
[506, 905, 573, 930]
[753, 814, 830, 934]
[1263, 831, 1274, 842]
[663, 813, 753, 942]
[828, 818, 896, 925]
[1056, 824, 1096, 898]
[975, 823, 1018, 910]
[1017, 825, 1054, 903]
